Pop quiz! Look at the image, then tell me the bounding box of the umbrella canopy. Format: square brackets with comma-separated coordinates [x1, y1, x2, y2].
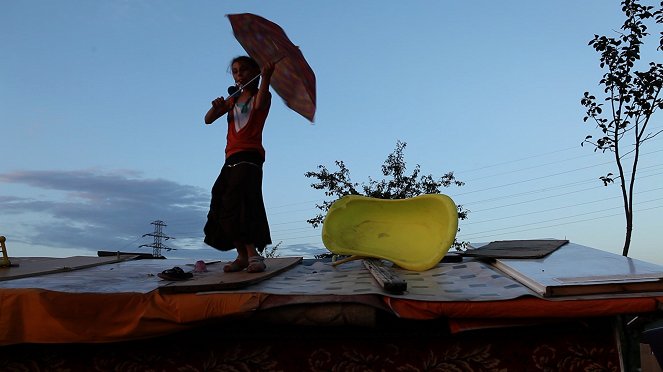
[227, 13, 316, 123]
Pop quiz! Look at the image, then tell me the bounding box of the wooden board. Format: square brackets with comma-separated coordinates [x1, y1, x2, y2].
[98, 250, 165, 259]
[158, 257, 303, 294]
[363, 259, 407, 294]
[490, 243, 663, 297]
[0, 255, 138, 282]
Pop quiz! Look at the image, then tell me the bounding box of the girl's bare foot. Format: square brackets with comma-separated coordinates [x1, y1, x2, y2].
[223, 258, 248, 272]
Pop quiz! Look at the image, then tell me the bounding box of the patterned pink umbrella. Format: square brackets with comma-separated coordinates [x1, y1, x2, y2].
[227, 13, 316, 123]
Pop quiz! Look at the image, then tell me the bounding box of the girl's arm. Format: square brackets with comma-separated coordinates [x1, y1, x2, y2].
[254, 61, 275, 110]
[204, 97, 232, 124]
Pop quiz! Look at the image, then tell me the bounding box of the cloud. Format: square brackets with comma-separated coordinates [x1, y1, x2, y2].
[0, 169, 209, 254]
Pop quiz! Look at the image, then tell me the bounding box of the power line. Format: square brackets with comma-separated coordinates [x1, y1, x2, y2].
[465, 188, 663, 225]
[460, 201, 663, 241]
[161, 136, 663, 249]
[459, 204, 663, 242]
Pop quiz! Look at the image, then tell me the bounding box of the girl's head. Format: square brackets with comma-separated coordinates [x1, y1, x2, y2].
[230, 56, 260, 91]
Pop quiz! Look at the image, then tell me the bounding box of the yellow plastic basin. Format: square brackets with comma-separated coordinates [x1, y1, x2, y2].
[321, 194, 458, 271]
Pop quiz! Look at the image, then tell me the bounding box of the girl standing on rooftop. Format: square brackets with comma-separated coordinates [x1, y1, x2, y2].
[203, 56, 275, 273]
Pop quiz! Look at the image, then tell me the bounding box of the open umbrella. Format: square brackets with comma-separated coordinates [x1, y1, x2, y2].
[227, 13, 316, 123]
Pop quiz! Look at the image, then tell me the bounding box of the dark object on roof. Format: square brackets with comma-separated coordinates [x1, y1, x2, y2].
[460, 240, 569, 259]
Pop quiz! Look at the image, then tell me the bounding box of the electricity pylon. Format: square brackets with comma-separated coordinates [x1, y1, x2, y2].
[139, 220, 175, 258]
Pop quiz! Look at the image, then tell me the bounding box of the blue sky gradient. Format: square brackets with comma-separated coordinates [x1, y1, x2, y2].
[2, 1, 662, 264]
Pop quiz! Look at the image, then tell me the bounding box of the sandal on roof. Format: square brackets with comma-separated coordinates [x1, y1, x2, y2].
[246, 256, 266, 273]
[158, 266, 193, 281]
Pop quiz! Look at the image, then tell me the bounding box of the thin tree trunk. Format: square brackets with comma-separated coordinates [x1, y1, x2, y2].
[623, 210, 632, 256]
[613, 121, 631, 256]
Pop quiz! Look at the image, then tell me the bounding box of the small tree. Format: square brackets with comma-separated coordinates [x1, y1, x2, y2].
[304, 140, 469, 250]
[581, 0, 663, 256]
[264, 241, 281, 258]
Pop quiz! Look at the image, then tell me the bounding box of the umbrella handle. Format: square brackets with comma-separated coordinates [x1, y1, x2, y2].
[227, 74, 261, 99]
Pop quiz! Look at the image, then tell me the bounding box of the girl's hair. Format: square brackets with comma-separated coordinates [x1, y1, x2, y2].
[230, 56, 261, 90]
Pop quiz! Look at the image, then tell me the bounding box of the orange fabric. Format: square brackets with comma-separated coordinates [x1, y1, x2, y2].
[385, 296, 663, 320]
[3, 287, 663, 345]
[0, 289, 265, 345]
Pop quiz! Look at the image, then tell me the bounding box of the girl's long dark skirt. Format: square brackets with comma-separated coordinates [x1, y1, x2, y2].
[203, 151, 271, 252]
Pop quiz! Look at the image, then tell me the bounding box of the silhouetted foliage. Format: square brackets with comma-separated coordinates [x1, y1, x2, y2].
[264, 241, 281, 258]
[305, 140, 469, 253]
[581, 0, 663, 256]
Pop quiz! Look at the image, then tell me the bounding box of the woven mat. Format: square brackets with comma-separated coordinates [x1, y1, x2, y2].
[0, 257, 536, 301]
[206, 259, 535, 302]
